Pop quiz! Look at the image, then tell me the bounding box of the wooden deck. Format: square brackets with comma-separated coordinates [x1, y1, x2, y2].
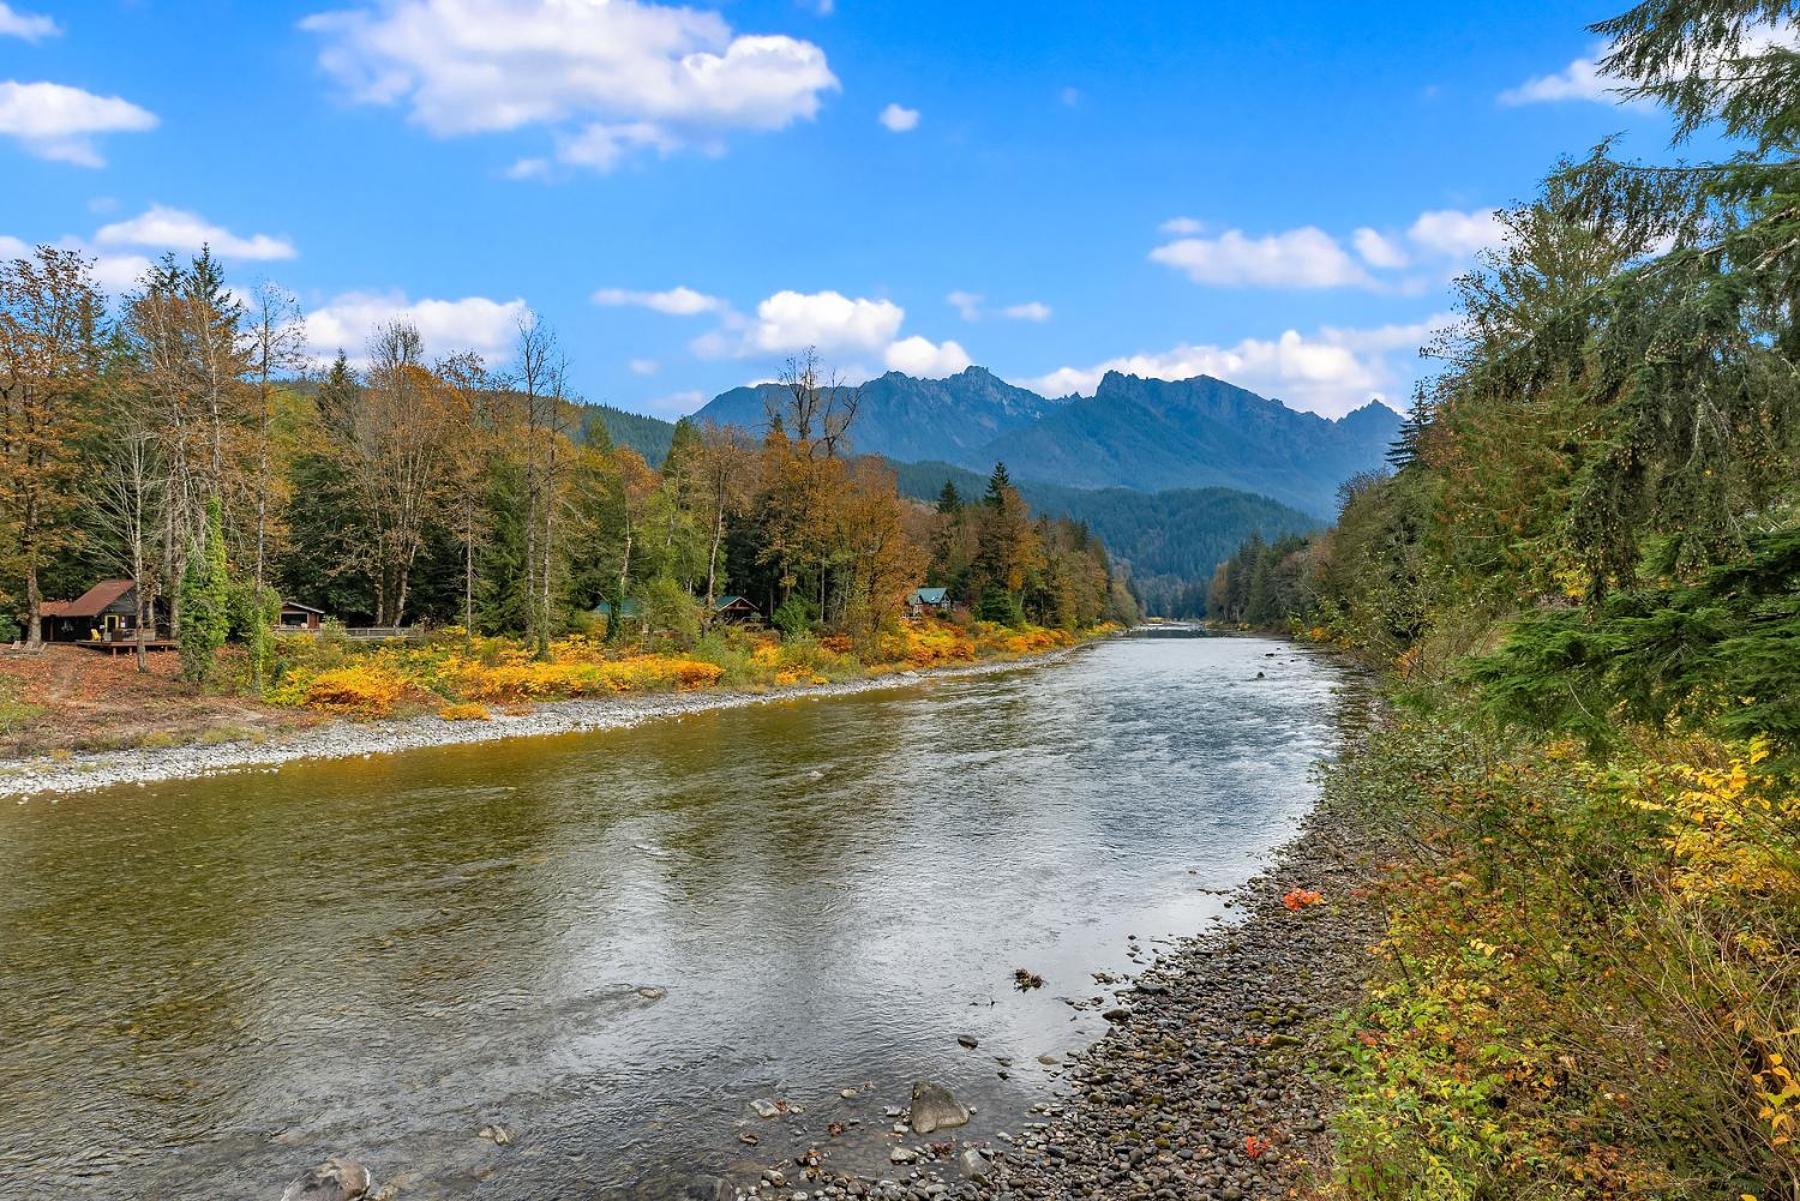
[75, 638, 178, 655]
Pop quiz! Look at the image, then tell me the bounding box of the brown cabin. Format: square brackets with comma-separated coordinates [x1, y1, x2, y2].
[40, 579, 164, 644]
[278, 600, 327, 632]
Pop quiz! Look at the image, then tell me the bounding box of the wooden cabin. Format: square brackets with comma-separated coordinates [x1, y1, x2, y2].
[711, 595, 761, 625]
[278, 600, 327, 632]
[40, 579, 166, 644]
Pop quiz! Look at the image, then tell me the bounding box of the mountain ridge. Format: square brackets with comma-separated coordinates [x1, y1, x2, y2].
[690, 366, 1398, 518]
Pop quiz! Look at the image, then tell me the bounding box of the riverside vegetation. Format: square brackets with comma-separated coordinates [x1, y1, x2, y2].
[0, 246, 1137, 751]
[1198, 3, 1800, 1197]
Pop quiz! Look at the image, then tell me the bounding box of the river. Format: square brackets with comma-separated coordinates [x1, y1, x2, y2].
[0, 631, 1349, 1199]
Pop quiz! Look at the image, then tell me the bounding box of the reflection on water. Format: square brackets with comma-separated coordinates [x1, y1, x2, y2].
[0, 632, 1348, 1198]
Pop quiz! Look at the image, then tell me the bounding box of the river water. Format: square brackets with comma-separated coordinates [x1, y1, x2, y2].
[0, 632, 1348, 1199]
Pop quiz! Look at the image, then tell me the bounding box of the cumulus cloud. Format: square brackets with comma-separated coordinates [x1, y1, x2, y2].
[1500, 51, 1612, 105]
[1352, 227, 1409, 269]
[301, 0, 838, 172]
[95, 205, 297, 261]
[1149, 226, 1374, 289]
[884, 335, 971, 378]
[1019, 314, 1455, 418]
[628, 357, 660, 375]
[1001, 301, 1052, 322]
[0, 80, 157, 166]
[878, 102, 919, 132]
[302, 291, 528, 365]
[740, 289, 904, 355]
[592, 284, 726, 316]
[1407, 208, 1502, 259]
[0, 3, 58, 41]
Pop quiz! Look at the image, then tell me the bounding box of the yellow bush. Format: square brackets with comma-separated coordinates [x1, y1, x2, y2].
[439, 702, 490, 721]
[298, 664, 409, 715]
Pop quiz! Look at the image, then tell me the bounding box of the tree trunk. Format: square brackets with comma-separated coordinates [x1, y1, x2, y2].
[25, 565, 41, 649]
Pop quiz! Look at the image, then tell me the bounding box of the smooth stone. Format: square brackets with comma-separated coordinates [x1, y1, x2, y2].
[909, 1081, 969, 1134]
[280, 1157, 372, 1201]
[750, 1098, 782, 1119]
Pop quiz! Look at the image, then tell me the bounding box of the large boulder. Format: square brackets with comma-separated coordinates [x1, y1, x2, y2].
[909, 1081, 969, 1134]
[280, 1157, 372, 1201]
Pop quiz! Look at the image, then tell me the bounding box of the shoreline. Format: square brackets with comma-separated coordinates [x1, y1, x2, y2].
[711, 712, 1389, 1201]
[961, 770, 1388, 1199]
[0, 648, 1087, 802]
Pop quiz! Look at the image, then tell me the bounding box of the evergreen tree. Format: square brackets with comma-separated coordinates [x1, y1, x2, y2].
[179, 497, 230, 684]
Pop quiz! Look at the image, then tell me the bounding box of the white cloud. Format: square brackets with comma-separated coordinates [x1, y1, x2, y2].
[628, 357, 660, 375]
[0, 80, 157, 166]
[1149, 225, 1373, 290]
[592, 284, 726, 316]
[1159, 216, 1204, 236]
[1020, 315, 1455, 417]
[301, 0, 838, 173]
[1500, 51, 1611, 105]
[946, 290, 983, 321]
[94, 205, 297, 261]
[1001, 300, 1051, 322]
[0, 3, 58, 41]
[1500, 27, 1800, 108]
[884, 335, 971, 378]
[742, 289, 904, 355]
[302, 291, 528, 365]
[878, 102, 919, 132]
[88, 251, 154, 293]
[555, 120, 679, 172]
[1352, 227, 1409, 269]
[1407, 208, 1502, 259]
[0, 234, 29, 259]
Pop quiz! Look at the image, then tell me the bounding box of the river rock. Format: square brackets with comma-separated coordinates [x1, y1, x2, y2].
[750, 1098, 781, 1119]
[280, 1157, 372, 1201]
[956, 1148, 990, 1182]
[956, 1034, 979, 1049]
[909, 1081, 969, 1134]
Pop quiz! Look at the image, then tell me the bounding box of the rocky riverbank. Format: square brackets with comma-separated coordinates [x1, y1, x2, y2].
[0, 650, 1083, 801]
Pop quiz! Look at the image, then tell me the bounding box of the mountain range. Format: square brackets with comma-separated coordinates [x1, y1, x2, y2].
[590, 365, 1398, 610]
[690, 366, 1400, 519]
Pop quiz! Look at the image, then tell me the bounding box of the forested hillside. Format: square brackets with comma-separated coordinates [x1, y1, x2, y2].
[1209, 3, 1800, 1194]
[889, 459, 1320, 614]
[0, 256, 1134, 710]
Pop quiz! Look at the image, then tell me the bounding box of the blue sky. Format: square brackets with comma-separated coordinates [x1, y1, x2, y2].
[0, 0, 1685, 418]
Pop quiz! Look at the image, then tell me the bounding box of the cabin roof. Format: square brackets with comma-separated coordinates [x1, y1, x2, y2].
[713, 595, 755, 610]
[280, 600, 326, 614]
[911, 587, 949, 605]
[42, 579, 135, 619]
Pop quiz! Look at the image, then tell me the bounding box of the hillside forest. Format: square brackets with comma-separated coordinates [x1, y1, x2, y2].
[1208, 1, 1800, 1195]
[0, 255, 1136, 696]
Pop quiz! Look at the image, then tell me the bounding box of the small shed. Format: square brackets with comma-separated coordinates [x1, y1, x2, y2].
[41, 580, 155, 643]
[906, 586, 952, 619]
[711, 595, 761, 625]
[278, 600, 327, 632]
